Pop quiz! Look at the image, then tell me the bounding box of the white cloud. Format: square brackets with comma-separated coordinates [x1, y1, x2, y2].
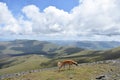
[49, 23, 62, 32]
[0, 2, 22, 34]
[18, 16, 32, 35]
[70, 0, 120, 39]
[22, 5, 70, 34]
[0, 2, 33, 35]
[1, 0, 120, 41]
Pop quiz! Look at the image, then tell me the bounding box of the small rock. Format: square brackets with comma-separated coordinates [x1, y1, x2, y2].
[69, 74, 73, 79]
[96, 75, 106, 80]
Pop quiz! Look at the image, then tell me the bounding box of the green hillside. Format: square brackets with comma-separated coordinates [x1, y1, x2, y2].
[1, 40, 120, 77]
[0, 40, 83, 75]
[0, 55, 49, 75]
[2, 60, 120, 80]
[41, 47, 120, 68]
[0, 40, 83, 57]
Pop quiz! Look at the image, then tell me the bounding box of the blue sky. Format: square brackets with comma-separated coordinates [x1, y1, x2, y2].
[0, 0, 79, 16]
[0, 0, 120, 41]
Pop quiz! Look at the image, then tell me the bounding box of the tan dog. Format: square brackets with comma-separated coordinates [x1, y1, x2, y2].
[57, 60, 78, 71]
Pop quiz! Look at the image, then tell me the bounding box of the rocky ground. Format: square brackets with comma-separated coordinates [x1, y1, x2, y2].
[0, 59, 120, 80]
[92, 60, 120, 80]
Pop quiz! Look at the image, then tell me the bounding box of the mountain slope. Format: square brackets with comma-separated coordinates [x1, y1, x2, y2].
[0, 55, 49, 75]
[1, 40, 120, 77]
[49, 40, 120, 50]
[0, 40, 83, 57]
[2, 59, 120, 80]
[0, 40, 83, 75]
[41, 47, 120, 67]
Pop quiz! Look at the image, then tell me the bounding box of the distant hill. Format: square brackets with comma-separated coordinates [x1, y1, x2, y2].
[41, 46, 120, 67]
[49, 40, 120, 50]
[0, 38, 14, 41]
[0, 40, 83, 58]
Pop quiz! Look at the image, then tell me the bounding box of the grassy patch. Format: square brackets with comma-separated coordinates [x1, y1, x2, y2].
[0, 55, 50, 75]
[8, 63, 117, 80]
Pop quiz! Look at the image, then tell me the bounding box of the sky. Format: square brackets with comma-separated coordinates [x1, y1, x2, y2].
[0, 0, 120, 41]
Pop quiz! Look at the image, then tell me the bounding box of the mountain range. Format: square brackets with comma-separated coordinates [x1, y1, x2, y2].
[49, 40, 120, 50]
[1, 40, 120, 75]
[0, 40, 83, 58]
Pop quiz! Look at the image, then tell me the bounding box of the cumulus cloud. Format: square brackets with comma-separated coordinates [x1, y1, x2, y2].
[0, 2, 32, 35]
[71, 0, 120, 35]
[0, 2, 21, 34]
[22, 5, 70, 34]
[0, 0, 120, 40]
